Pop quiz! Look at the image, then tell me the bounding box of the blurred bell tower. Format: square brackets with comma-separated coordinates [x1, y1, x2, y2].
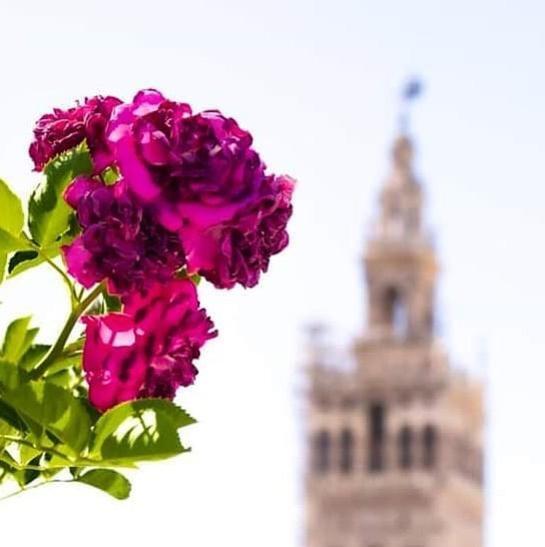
[365, 133, 436, 342]
[304, 80, 484, 547]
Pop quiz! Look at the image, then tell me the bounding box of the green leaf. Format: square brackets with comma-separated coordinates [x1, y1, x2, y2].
[0, 449, 20, 481]
[37, 350, 80, 377]
[28, 144, 92, 246]
[0, 252, 6, 283]
[0, 399, 27, 433]
[19, 344, 50, 371]
[44, 368, 81, 390]
[0, 179, 24, 235]
[8, 250, 38, 274]
[144, 398, 196, 429]
[0, 180, 27, 261]
[103, 291, 122, 312]
[15, 454, 41, 486]
[0, 417, 18, 452]
[1, 316, 33, 363]
[0, 227, 30, 253]
[189, 273, 202, 286]
[86, 291, 122, 315]
[101, 166, 119, 186]
[8, 243, 64, 279]
[0, 381, 91, 454]
[19, 443, 41, 465]
[77, 469, 131, 500]
[90, 399, 189, 463]
[0, 359, 27, 389]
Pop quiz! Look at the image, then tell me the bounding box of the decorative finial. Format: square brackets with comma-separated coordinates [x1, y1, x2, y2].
[399, 77, 423, 134]
[305, 322, 328, 344]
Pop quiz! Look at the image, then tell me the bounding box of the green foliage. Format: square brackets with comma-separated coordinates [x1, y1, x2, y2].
[90, 399, 190, 463]
[0, 380, 91, 454]
[0, 178, 24, 236]
[1, 317, 35, 363]
[0, 228, 30, 254]
[28, 144, 91, 246]
[102, 291, 122, 312]
[77, 469, 131, 499]
[0, 331, 195, 499]
[85, 291, 122, 315]
[101, 166, 119, 186]
[0, 253, 6, 283]
[7, 250, 39, 275]
[19, 344, 50, 371]
[0, 399, 27, 433]
[0, 178, 29, 278]
[7, 245, 60, 278]
[0, 156, 196, 500]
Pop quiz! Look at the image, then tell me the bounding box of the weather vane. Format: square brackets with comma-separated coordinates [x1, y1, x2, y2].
[399, 77, 423, 134]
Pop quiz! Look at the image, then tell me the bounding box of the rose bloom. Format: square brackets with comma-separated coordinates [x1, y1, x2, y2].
[29, 95, 121, 172]
[180, 174, 295, 288]
[63, 176, 185, 295]
[106, 89, 295, 289]
[82, 279, 217, 411]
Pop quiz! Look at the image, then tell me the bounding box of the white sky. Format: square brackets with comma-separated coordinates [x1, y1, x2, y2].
[0, 1, 544, 546]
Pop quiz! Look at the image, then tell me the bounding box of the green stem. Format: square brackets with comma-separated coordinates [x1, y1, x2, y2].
[22, 234, 77, 306]
[0, 479, 73, 502]
[76, 285, 85, 302]
[30, 284, 104, 379]
[0, 435, 72, 462]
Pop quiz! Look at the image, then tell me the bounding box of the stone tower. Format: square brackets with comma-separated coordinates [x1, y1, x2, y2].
[304, 133, 484, 547]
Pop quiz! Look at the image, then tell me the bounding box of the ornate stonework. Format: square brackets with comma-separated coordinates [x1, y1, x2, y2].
[305, 135, 484, 547]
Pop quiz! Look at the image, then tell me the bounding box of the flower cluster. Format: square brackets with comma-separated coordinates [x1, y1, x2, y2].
[63, 176, 186, 295]
[29, 95, 122, 173]
[29, 89, 295, 411]
[106, 90, 295, 289]
[82, 279, 216, 411]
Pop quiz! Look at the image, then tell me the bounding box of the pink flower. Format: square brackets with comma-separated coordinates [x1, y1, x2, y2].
[62, 176, 185, 295]
[29, 95, 121, 172]
[82, 279, 217, 412]
[106, 89, 295, 288]
[106, 90, 264, 230]
[182, 174, 295, 288]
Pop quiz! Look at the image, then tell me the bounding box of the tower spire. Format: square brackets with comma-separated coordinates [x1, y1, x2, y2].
[398, 77, 423, 135]
[372, 78, 426, 244]
[364, 79, 436, 340]
[372, 135, 423, 244]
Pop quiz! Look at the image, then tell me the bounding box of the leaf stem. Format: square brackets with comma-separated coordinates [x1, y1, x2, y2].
[22, 234, 78, 306]
[30, 283, 104, 379]
[0, 478, 73, 502]
[0, 435, 72, 462]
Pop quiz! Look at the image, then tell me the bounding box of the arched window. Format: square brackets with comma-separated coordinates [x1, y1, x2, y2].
[340, 428, 354, 473]
[398, 425, 413, 470]
[313, 430, 331, 473]
[368, 402, 386, 472]
[423, 425, 438, 469]
[383, 287, 408, 337]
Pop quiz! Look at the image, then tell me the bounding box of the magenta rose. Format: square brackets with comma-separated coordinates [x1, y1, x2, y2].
[29, 95, 121, 172]
[106, 89, 295, 288]
[106, 89, 265, 231]
[181, 174, 295, 288]
[82, 279, 217, 412]
[62, 176, 185, 295]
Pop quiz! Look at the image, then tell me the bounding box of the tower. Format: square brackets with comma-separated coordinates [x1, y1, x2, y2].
[304, 95, 484, 547]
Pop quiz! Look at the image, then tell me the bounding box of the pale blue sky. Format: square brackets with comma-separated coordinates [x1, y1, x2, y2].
[0, 1, 544, 546]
